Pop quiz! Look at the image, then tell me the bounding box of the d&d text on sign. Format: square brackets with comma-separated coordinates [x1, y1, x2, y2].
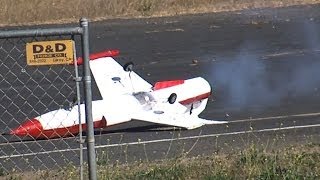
[26, 40, 74, 65]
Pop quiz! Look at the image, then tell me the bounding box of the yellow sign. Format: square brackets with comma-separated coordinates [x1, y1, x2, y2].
[26, 40, 74, 65]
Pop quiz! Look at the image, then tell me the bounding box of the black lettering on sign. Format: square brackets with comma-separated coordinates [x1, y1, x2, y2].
[33, 45, 43, 53]
[55, 43, 66, 52]
[32, 43, 67, 54]
[33, 53, 66, 59]
[45, 45, 54, 53]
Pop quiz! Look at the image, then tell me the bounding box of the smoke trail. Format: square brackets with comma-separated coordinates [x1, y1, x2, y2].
[208, 20, 320, 109]
[302, 20, 320, 51]
[209, 43, 279, 108]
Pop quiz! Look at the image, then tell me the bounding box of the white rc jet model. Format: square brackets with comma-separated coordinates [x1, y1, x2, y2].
[9, 50, 227, 139]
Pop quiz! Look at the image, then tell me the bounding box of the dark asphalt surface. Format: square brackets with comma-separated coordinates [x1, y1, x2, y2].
[1, 4, 320, 172]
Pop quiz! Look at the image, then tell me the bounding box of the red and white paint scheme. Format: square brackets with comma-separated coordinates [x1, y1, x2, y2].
[10, 50, 226, 139]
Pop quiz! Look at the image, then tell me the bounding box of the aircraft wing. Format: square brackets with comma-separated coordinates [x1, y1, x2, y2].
[90, 57, 153, 100]
[132, 103, 227, 129]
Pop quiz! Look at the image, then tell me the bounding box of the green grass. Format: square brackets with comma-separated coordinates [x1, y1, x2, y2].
[97, 143, 320, 179]
[6, 143, 318, 179]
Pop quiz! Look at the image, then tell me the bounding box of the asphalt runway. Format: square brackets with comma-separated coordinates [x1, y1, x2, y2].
[1, 4, 320, 172]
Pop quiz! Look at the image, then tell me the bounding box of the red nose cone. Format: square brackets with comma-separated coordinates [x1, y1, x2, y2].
[10, 117, 108, 139]
[10, 119, 43, 137]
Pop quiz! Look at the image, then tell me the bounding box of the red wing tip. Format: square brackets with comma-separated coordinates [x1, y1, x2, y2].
[73, 49, 120, 65]
[154, 80, 185, 90]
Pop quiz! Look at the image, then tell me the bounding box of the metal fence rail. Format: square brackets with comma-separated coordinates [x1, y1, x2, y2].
[0, 18, 96, 180]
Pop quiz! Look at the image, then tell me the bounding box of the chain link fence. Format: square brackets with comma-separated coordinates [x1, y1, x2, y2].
[0, 19, 96, 179]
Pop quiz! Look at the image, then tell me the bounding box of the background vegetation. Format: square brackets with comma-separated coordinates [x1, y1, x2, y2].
[1, 0, 319, 26]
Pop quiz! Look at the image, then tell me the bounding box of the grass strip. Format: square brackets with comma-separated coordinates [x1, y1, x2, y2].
[4, 143, 319, 179]
[1, 0, 320, 26]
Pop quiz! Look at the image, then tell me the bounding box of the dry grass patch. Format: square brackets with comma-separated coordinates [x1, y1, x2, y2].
[0, 0, 320, 26]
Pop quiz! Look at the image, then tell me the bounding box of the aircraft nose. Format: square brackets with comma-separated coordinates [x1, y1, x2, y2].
[10, 119, 43, 137]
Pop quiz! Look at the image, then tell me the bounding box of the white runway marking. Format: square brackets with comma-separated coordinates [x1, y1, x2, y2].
[1, 123, 319, 159]
[145, 28, 184, 33]
[95, 123, 320, 148]
[262, 49, 320, 59]
[228, 112, 320, 123]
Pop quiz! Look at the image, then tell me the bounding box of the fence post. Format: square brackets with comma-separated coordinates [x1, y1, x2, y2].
[80, 18, 97, 180]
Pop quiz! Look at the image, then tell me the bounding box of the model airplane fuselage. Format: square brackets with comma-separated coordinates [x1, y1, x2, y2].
[9, 50, 226, 139]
